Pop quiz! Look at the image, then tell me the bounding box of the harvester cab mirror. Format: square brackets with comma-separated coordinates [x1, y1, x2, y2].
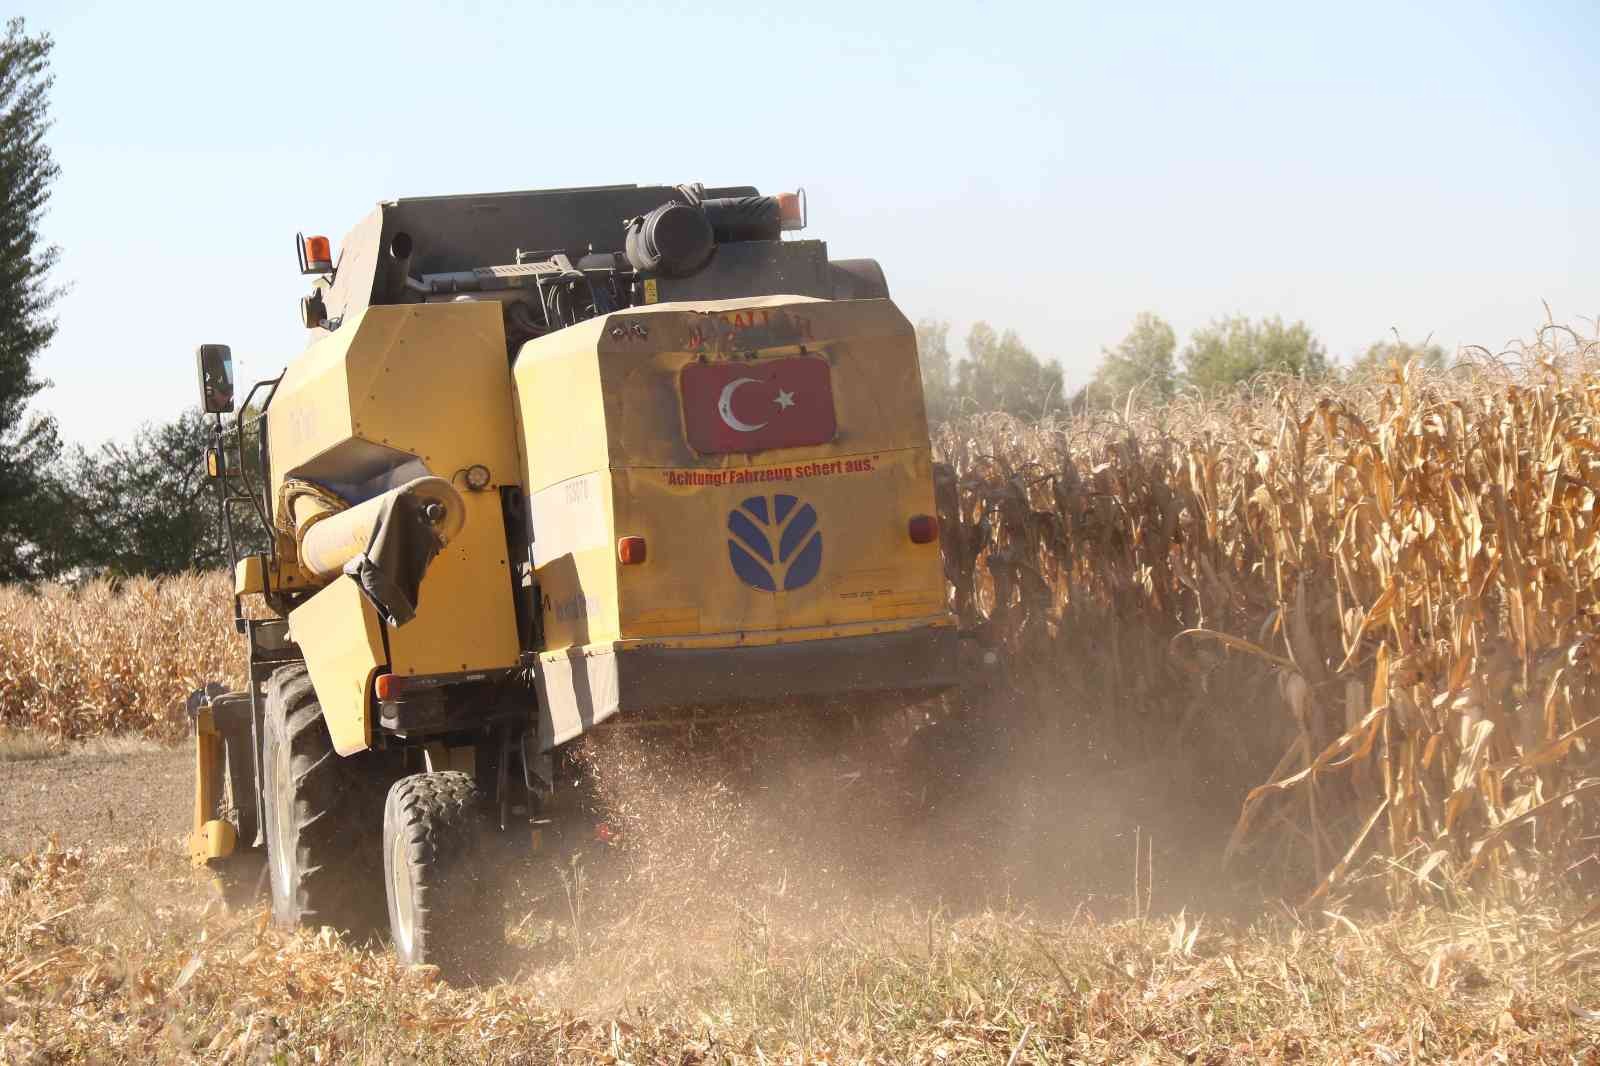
[196, 344, 235, 414]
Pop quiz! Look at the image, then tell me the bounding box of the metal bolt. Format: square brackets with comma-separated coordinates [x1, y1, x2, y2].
[423, 501, 447, 524]
[610, 327, 625, 339]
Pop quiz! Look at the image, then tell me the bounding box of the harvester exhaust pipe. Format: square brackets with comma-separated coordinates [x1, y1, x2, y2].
[299, 476, 466, 626]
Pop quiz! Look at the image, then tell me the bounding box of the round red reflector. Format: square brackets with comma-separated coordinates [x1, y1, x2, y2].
[908, 514, 938, 544]
[618, 536, 648, 565]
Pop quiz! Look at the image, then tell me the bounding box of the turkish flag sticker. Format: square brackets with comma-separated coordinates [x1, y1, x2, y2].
[681, 357, 837, 454]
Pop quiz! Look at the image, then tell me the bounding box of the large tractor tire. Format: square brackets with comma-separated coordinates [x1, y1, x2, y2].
[261, 664, 395, 936]
[383, 771, 501, 977]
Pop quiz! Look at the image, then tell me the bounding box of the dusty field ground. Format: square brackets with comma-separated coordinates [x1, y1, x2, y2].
[0, 738, 187, 854]
[3, 727, 1600, 1064]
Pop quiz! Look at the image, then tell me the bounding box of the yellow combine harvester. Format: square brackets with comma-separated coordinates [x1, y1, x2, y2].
[188, 182, 957, 970]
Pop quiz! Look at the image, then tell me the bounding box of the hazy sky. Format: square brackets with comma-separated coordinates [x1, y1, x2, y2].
[14, 0, 1598, 446]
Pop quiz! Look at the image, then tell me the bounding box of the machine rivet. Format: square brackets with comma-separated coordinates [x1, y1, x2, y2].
[610, 327, 625, 338]
[423, 501, 447, 523]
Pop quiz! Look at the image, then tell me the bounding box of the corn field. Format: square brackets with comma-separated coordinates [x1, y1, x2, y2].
[0, 572, 240, 740]
[935, 322, 1600, 901]
[5, 324, 1600, 900]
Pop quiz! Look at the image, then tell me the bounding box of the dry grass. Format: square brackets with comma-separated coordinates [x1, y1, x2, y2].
[1, 836, 1598, 1063]
[0, 725, 171, 762]
[0, 725, 62, 762]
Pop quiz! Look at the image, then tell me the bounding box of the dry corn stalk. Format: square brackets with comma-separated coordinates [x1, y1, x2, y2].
[0, 572, 241, 740]
[934, 323, 1600, 900]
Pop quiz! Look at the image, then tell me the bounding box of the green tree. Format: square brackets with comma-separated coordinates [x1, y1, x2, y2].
[0, 18, 62, 580]
[916, 318, 955, 423]
[1348, 337, 1448, 380]
[1182, 315, 1329, 391]
[54, 410, 231, 576]
[954, 322, 1064, 419]
[1088, 312, 1177, 406]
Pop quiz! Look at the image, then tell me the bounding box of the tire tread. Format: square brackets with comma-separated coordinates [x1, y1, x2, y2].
[264, 664, 395, 935]
[384, 770, 497, 975]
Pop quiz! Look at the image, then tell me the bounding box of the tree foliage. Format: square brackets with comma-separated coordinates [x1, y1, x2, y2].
[1348, 337, 1448, 379]
[1088, 312, 1177, 406]
[53, 410, 232, 577]
[957, 323, 1064, 419]
[916, 319, 1063, 422]
[0, 18, 61, 580]
[916, 319, 955, 423]
[1181, 315, 1329, 391]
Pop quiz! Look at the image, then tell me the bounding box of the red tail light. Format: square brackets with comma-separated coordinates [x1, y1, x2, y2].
[374, 672, 397, 701]
[908, 514, 939, 544]
[618, 536, 648, 565]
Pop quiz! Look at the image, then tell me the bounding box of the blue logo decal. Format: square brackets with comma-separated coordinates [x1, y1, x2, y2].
[727, 494, 823, 592]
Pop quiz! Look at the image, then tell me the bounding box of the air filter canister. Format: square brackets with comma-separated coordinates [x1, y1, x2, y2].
[624, 201, 715, 277]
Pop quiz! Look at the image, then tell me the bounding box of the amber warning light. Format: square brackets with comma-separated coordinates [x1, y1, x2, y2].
[297, 232, 333, 275]
[776, 189, 806, 231]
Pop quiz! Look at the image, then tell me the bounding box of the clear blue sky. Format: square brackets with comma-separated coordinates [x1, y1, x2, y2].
[16, 0, 1598, 446]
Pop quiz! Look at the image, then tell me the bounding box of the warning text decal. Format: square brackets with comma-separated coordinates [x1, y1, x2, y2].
[662, 456, 877, 488]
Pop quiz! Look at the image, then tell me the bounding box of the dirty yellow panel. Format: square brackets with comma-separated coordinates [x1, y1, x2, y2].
[265, 332, 357, 497]
[289, 578, 386, 755]
[234, 555, 266, 596]
[614, 448, 945, 637]
[386, 489, 522, 676]
[599, 297, 925, 470]
[512, 319, 612, 492]
[527, 471, 620, 652]
[346, 303, 522, 486]
[268, 301, 522, 505]
[514, 294, 952, 658]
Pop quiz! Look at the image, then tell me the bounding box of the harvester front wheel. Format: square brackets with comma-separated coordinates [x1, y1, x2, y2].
[261, 664, 393, 936]
[383, 771, 500, 976]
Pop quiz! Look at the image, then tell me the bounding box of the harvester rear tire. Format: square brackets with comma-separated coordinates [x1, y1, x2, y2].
[262, 664, 395, 937]
[383, 771, 500, 978]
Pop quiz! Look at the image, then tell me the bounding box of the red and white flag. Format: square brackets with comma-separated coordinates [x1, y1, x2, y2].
[680, 357, 836, 454]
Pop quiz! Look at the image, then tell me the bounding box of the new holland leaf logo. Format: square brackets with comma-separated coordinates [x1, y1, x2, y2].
[727, 494, 823, 592]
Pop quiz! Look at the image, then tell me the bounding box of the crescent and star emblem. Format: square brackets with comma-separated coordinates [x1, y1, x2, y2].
[717, 378, 798, 433]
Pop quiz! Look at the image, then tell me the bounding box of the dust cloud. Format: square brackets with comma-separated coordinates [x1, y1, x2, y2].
[500, 683, 1268, 1007]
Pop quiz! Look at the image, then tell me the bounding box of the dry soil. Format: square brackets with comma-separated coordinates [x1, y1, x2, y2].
[0, 743, 189, 854]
